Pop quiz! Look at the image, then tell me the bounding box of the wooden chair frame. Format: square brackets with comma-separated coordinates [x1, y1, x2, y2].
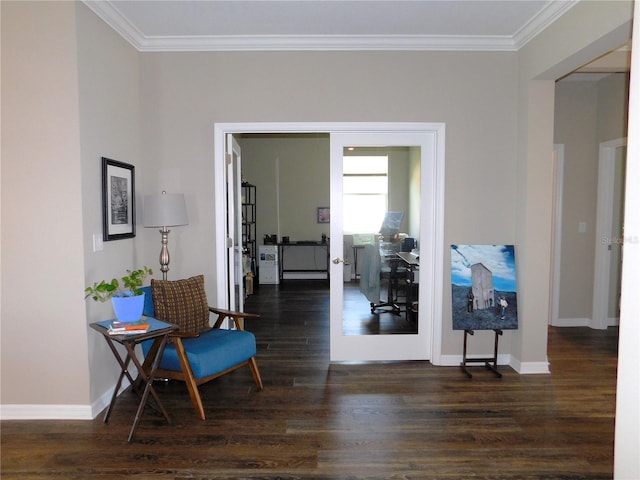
[142, 307, 263, 420]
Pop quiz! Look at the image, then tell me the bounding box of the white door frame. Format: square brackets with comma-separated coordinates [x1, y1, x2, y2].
[213, 122, 445, 364]
[549, 144, 565, 326]
[226, 134, 244, 311]
[592, 137, 627, 330]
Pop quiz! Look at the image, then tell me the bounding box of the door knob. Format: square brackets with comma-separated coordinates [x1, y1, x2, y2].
[332, 257, 344, 264]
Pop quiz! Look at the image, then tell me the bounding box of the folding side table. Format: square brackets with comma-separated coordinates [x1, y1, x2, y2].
[90, 318, 178, 442]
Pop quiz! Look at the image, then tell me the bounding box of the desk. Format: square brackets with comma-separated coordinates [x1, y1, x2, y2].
[90, 318, 178, 442]
[397, 252, 420, 321]
[278, 242, 330, 282]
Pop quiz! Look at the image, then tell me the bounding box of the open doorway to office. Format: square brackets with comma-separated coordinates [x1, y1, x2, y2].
[239, 136, 421, 335]
[213, 123, 445, 363]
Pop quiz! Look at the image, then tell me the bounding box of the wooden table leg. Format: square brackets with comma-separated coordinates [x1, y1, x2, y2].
[102, 337, 137, 424]
[125, 334, 171, 442]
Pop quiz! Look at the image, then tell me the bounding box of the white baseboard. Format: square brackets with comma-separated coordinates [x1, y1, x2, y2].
[551, 317, 619, 329]
[1, 378, 131, 421]
[0, 404, 93, 420]
[509, 358, 551, 374]
[550, 317, 591, 327]
[438, 354, 550, 375]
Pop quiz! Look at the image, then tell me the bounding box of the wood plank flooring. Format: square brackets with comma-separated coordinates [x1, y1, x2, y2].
[1, 281, 618, 479]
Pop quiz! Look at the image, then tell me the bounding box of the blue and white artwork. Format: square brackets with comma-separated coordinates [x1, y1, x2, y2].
[451, 244, 518, 330]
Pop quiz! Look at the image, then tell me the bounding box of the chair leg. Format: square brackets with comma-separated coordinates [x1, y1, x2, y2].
[248, 357, 263, 391]
[173, 338, 206, 420]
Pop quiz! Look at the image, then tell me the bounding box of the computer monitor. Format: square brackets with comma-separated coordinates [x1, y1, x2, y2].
[379, 211, 404, 238]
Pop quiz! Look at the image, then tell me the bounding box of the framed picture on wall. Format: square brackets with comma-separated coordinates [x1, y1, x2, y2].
[317, 207, 330, 223]
[102, 157, 136, 241]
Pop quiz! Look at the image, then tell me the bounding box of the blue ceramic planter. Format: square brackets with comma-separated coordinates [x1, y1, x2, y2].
[111, 292, 145, 323]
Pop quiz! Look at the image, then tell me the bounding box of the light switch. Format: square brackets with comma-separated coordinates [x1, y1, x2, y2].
[578, 221, 587, 234]
[93, 233, 104, 252]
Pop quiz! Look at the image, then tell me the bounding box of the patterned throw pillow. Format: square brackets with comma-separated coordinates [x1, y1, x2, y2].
[151, 275, 209, 334]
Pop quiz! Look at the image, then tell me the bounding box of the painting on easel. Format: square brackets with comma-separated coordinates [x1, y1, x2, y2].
[451, 244, 518, 330]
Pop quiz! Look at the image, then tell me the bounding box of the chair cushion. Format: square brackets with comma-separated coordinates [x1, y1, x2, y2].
[151, 275, 209, 334]
[142, 329, 257, 379]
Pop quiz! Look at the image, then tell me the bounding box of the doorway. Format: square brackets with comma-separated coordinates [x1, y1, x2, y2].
[214, 122, 445, 363]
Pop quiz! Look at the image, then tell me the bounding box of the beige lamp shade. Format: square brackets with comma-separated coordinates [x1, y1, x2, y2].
[143, 192, 188, 227]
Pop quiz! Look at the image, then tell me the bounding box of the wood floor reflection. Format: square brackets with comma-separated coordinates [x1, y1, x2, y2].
[342, 279, 418, 335]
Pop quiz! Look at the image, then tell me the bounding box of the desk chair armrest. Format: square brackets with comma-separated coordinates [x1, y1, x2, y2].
[209, 307, 260, 330]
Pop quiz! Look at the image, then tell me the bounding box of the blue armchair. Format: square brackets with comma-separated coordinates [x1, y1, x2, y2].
[140, 275, 262, 420]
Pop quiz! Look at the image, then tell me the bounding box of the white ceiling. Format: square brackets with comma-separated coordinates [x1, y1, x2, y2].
[83, 0, 580, 52]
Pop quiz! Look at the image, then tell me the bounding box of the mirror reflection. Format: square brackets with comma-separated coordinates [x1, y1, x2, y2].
[342, 146, 421, 335]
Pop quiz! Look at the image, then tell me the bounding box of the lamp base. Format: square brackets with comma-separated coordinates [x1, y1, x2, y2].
[158, 227, 171, 281]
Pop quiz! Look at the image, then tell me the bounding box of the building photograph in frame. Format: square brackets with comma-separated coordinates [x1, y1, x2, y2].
[450, 244, 518, 330]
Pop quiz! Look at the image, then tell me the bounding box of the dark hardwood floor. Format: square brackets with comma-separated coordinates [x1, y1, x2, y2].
[342, 280, 418, 335]
[1, 281, 618, 479]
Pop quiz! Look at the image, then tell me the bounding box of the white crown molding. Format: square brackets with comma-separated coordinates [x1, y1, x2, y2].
[139, 34, 518, 52]
[83, 0, 147, 50]
[83, 0, 578, 53]
[512, 0, 579, 49]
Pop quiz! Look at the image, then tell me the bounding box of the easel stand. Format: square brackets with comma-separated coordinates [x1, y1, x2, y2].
[460, 329, 503, 379]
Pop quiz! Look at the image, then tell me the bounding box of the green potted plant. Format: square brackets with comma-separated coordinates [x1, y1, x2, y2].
[85, 266, 153, 322]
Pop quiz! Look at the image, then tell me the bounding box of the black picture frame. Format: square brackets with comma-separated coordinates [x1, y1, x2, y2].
[317, 207, 330, 223]
[102, 157, 135, 241]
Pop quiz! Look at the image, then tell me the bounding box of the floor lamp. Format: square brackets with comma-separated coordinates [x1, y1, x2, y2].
[143, 191, 188, 280]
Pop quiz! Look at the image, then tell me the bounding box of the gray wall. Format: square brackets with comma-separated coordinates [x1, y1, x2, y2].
[238, 134, 330, 244]
[1, 0, 633, 414]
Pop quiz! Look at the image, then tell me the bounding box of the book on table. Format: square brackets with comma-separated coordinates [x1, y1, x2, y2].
[108, 318, 150, 335]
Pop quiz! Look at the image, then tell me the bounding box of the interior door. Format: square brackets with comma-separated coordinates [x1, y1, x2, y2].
[608, 145, 626, 322]
[215, 122, 444, 361]
[593, 139, 627, 329]
[329, 130, 442, 361]
[226, 134, 244, 312]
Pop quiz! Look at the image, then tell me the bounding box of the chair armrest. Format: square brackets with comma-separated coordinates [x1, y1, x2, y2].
[209, 307, 260, 330]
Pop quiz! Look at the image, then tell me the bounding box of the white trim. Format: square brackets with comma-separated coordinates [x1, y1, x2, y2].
[552, 317, 592, 328]
[83, 0, 577, 53]
[592, 138, 627, 330]
[214, 122, 445, 365]
[550, 144, 565, 327]
[511, 360, 551, 375]
[439, 354, 550, 375]
[0, 404, 94, 421]
[511, 0, 578, 49]
[551, 317, 619, 328]
[134, 34, 518, 53]
[1, 372, 133, 421]
[82, 0, 145, 50]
